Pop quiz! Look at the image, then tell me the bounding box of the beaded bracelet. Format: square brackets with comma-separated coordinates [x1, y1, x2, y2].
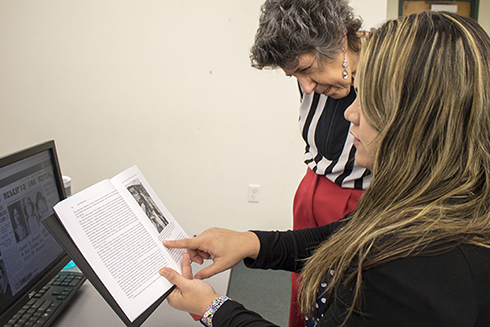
[200, 296, 230, 327]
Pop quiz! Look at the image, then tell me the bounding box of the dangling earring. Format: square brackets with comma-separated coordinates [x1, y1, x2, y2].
[342, 49, 348, 80]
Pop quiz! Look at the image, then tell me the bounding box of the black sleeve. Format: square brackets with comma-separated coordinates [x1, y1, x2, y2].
[243, 220, 344, 273]
[213, 300, 279, 327]
[212, 219, 347, 327]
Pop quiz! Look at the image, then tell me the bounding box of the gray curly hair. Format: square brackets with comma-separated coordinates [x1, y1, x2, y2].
[250, 0, 363, 70]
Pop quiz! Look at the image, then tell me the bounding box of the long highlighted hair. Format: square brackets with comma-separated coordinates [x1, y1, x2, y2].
[299, 11, 490, 321]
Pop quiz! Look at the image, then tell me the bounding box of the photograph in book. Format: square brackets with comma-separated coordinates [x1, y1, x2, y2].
[53, 166, 188, 323]
[127, 180, 169, 234]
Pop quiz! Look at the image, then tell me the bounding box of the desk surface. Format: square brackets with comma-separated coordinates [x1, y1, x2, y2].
[52, 263, 231, 327]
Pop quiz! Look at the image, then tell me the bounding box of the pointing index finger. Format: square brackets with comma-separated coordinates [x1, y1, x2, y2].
[163, 237, 193, 249]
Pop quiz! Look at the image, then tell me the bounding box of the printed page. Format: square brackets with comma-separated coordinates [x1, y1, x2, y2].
[109, 165, 188, 265]
[53, 179, 179, 322]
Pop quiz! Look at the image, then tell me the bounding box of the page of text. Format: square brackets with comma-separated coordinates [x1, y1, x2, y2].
[110, 166, 188, 264]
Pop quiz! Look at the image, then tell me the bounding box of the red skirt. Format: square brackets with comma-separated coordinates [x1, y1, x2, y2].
[289, 168, 364, 327]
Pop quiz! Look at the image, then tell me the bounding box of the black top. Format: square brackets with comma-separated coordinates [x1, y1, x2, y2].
[214, 221, 490, 326]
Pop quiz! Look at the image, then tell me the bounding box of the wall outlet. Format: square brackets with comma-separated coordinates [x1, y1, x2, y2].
[248, 184, 260, 203]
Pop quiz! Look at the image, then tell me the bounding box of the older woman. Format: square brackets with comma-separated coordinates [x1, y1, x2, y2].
[162, 11, 490, 327]
[251, 1, 370, 325]
[250, 0, 369, 224]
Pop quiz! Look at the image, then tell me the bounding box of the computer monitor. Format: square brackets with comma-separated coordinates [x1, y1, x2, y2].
[0, 141, 70, 325]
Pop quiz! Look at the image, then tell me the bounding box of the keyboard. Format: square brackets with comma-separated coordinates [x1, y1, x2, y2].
[5, 271, 86, 327]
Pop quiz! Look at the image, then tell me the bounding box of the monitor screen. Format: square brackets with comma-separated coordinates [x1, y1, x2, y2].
[0, 141, 68, 322]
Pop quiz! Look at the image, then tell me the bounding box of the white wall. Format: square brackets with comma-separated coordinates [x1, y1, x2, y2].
[0, 0, 387, 236]
[350, 0, 388, 29]
[479, 1, 490, 33]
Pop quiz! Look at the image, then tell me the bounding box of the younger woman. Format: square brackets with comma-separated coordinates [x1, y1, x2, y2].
[161, 11, 490, 326]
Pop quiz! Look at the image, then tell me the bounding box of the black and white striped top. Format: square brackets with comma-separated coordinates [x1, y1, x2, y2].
[299, 86, 372, 190]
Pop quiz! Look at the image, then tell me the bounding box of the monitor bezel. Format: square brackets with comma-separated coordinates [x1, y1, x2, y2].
[0, 140, 71, 326]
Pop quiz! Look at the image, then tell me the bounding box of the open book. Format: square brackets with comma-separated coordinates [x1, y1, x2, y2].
[47, 166, 188, 326]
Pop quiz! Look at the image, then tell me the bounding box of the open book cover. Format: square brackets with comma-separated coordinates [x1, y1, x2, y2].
[43, 165, 188, 326]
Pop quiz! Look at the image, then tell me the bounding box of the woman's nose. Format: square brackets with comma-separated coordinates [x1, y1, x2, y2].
[344, 98, 360, 125]
[297, 76, 317, 95]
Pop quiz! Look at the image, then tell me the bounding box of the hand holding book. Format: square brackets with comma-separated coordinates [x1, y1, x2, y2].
[159, 252, 222, 316]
